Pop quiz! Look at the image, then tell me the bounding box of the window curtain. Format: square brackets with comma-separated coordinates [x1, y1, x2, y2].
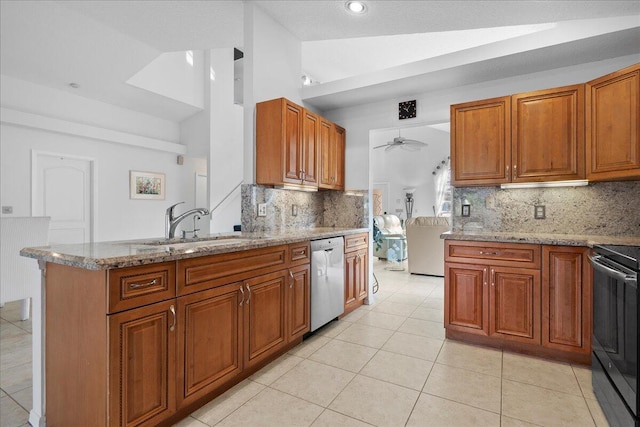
[433, 157, 451, 217]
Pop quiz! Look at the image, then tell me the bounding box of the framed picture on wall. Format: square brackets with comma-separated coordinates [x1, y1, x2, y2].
[130, 170, 165, 200]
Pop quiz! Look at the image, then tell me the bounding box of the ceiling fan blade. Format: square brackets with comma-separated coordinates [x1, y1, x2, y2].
[402, 138, 426, 145]
[373, 143, 389, 149]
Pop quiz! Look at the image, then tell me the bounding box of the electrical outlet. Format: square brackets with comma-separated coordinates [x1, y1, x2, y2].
[291, 204, 298, 216]
[534, 205, 546, 219]
[1, 206, 13, 214]
[258, 203, 267, 217]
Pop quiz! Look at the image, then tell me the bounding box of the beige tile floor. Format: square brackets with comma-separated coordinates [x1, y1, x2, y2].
[0, 259, 610, 427]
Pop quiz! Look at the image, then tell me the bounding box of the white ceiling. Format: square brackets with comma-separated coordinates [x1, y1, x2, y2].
[1, 1, 639, 121]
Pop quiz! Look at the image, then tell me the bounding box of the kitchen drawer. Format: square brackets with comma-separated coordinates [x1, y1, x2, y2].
[177, 245, 288, 295]
[445, 240, 541, 269]
[289, 241, 310, 266]
[345, 233, 369, 252]
[108, 261, 176, 313]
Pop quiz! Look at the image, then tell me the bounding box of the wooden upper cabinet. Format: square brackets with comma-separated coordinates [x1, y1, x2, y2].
[512, 85, 585, 182]
[319, 119, 346, 190]
[256, 98, 315, 189]
[451, 97, 511, 186]
[256, 97, 345, 190]
[334, 125, 346, 190]
[302, 110, 320, 185]
[586, 62, 640, 181]
[319, 118, 334, 188]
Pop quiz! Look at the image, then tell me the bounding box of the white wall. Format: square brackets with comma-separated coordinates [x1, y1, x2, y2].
[210, 48, 244, 232]
[127, 50, 205, 108]
[324, 54, 640, 190]
[1, 76, 205, 241]
[371, 126, 450, 218]
[242, 2, 303, 184]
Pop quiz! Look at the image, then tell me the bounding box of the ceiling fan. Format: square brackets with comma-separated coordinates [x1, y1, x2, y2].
[374, 131, 427, 152]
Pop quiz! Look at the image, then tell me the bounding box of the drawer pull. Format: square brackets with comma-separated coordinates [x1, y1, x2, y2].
[169, 305, 176, 332]
[129, 279, 157, 289]
[479, 251, 499, 256]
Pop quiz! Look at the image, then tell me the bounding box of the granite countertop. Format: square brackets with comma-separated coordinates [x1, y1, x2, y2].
[20, 227, 368, 270]
[441, 231, 640, 247]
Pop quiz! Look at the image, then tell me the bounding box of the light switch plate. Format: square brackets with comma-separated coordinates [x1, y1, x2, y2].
[1, 206, 13, 214]
[291, 204, 298, 216]
[258, 203, 267, 217]
[534, 205, 546, 219]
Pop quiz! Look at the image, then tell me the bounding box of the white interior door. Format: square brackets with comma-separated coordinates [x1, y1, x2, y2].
[32, 152, 93, 244]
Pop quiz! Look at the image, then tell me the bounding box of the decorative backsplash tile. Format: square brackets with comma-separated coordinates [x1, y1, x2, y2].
[451, 181, 640, 236]
[241, 185, 368, 232]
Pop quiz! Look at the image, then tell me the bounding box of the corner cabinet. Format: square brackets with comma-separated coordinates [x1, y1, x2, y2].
[586, 62, 640, 181]
[43, 242, 311, 426]
[256, 97, 345, 190]
[451, 84, 585, 186]
[445, 240, 591, 364]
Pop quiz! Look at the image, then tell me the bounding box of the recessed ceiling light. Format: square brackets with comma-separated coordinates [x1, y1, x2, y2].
[345, 1, 366, 14]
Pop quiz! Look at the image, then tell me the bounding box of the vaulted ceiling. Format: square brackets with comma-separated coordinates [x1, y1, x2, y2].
[1, 1, 639, 120]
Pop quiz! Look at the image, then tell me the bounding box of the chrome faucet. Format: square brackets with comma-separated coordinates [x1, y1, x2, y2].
[165, 202, 210, 239]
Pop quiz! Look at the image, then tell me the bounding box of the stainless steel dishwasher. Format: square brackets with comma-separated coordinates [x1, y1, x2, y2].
[310, 237, 345, 332]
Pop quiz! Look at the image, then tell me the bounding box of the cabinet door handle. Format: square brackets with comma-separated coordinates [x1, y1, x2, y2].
[483, 268, 487, 286]
[479, 251, 498, 256]
[169, 305, 176, 332]
[490, 269, 495, 287]
[506, 165, 510, 179]
[513, 165, 517, 178]
[129, 279, 157, 289]
[246, 284, 251, 304]
[239, 285, 245, 306]
[289, 270, 294, 288]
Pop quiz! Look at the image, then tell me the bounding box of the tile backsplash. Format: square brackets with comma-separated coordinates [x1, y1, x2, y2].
[241, 185, 368, 232]
[452, 181, 640, 236]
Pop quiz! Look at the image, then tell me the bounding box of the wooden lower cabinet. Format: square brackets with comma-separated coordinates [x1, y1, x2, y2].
[446, 263, 488, 334]
[542, 246, 592, 356]
[108, 300, 177, 427]
[445, 240, 591, 363]
[176, 283, 243, 407]
[288, 264, 311, 341]
[45, 242, 314, 426]
[490, 266, 541, 344]
[445, 263, 540, 344]
[344, 248, 368, 315]
[244, 270, 288, 369]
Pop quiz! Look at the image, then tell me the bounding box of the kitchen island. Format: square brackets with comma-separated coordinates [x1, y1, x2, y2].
[20, 227, 368, 427]
[440, 231, 640, 365]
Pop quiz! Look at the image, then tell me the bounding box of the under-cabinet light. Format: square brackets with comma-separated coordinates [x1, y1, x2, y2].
[500, 180, 589, 189]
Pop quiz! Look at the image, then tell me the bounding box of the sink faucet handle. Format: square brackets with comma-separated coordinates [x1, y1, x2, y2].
[166, 202, 185, 218]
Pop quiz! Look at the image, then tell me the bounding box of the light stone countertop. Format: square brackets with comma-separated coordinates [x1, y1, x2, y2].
[441, 231, 640, 247]
[20, 227, 368, 270]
